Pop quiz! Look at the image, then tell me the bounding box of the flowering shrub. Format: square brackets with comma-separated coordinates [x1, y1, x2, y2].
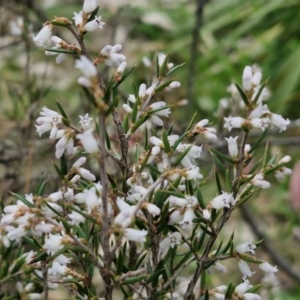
[0, 1, 292, 299]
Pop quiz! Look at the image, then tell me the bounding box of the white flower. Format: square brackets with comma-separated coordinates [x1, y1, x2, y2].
[73, 11, 83, 27]
[179, 208, 195, 231]
[274, 167, 292, 181]
[48, 261, 68, 276]
[167, 195, 197, 207]
[225, 136, 239, 157]
[84, 16, 105, 31]
[36, 106, 63, 139]
[33, 24, 53, 47]
[75, 55, 97, 78]
[243, 293, 261, 300]
[235, 279, 253, 294]
[250, 117, 270, 131]
[249, 104, 269, 118]
[43, 234, 64, 255]
[123, 104, 133, 113]
[83, 0, 98, 13]
[238, 260, 255, 279]
[250, 173, 270, 189]
[168, 209, 183, 225]
[278, 155, 291, 164]
[72, 157, 96, 181]
[55, 129, 75, 159]
[124, 228, 147, 243]
[270, 113, 290, 132]
[148, 101, 170, 126]
[242, 66, 262, 91]
[128, 94, 136, 103]
[210, 192, 235, 210]
[192, 119, 217, 140]
[203, 209, 211, 220]
[224, 116, 245, 131]
[176, 144, 202, 159]
[117, 61, 127, 73]
[259, 261, 278, 276]
[184, 166, 202, 180]
[144, 203, 161, 215]
[78, 113, 93, 130]
[159, 232, 182, 259]
[100, 44, 126, 68]
[76, 129, 99, 153]
[68, 210, 85, 225]
[235, 240, 256, 254]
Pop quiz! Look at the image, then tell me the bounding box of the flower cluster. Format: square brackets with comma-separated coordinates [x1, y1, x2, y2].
[0, 2, 293, 299]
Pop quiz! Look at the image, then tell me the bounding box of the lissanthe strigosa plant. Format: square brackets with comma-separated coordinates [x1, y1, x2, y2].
[0, 1, 291, 299]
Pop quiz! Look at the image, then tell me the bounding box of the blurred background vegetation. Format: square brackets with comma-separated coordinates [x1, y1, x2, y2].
[0, 0, 300, 299]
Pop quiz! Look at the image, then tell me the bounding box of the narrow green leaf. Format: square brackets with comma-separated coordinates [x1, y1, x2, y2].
[113, 65, 135, 89]
[262, 141, 269, 168]
[122, 114, 129, 133]
[210, 147, 235, 164]
[212, 155, 226, 176]
[248, 129, 268, 154]
[215, 240, 223, 256]
[44, 47, 76, 54]
[186, 111, 198, 132]
[144, 126, 149, 150]
[105, 127, 111, 150]
[198, 228, 206, 250]
[234, 82, 249, 106]
[159, 54, 169, 77]
[224, 283, 235, 299]
[35, 174, 47, 196]
[221, 232, 234, 254]
[129, 115, 148, 134]
[123, 275, 147, 285]
[173, 145, 193, 167]
[135, 253, 147, 270]
[215, 170, 222, 195]
[60, 154, 68, 176]
[155, 79, 174, 93]
[225, 169, 232, 192]
[252, 80, 268, 105]
[10, 192, 34, 208]
[172, 131, 189, 151]
[56, 100, 68, 119]
[28, 251, 48, 264]
[87, 6, 99, 22]
[165, 63, 185, 77]
[162, 130, 171, 153]
[22, 236, 41, 250]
